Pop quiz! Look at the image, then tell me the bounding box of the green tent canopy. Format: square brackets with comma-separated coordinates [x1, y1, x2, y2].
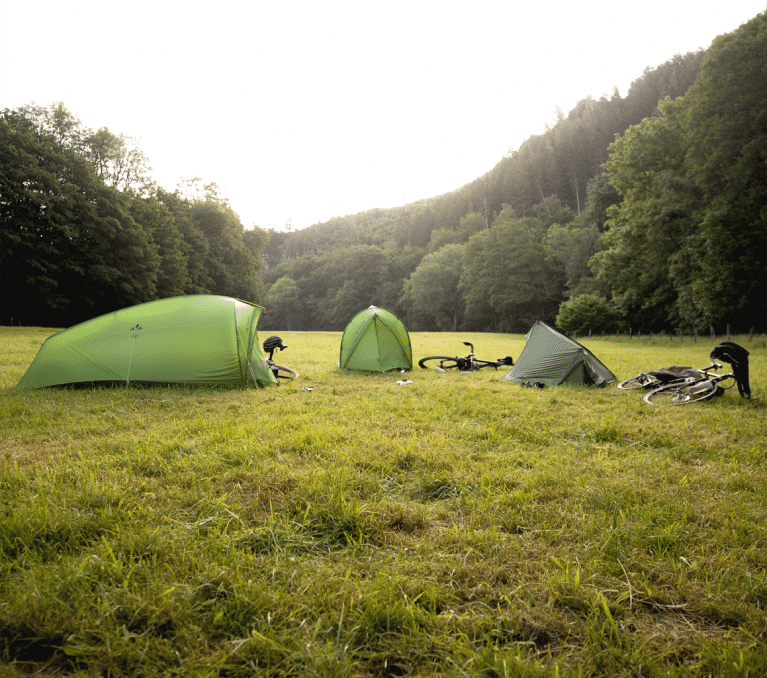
[339, 306, 413, 372]
[504, 321, 616, 387]
[14, 295, 277, 390]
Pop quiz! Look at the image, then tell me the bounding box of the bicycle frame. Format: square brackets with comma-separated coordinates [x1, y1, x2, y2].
[617, 362, 718, 391]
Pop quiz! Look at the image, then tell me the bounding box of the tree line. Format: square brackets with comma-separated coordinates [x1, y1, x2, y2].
[3, 11, 764, 334]
[586, 13, 767, 335]
[0, 104, 268, 327]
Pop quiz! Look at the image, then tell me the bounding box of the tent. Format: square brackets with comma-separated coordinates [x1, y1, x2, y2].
[504, 321, 616, 387]
[14, 295, 277, 391]
[339, 305, 413, 372]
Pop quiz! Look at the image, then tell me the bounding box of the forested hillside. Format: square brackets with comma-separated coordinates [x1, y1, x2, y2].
[2, 11, 765, 333]
[263, 13, 766, 334]
[259, 49, 708, 331]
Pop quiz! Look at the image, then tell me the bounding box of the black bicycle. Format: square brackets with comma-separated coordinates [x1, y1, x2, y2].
[617, 365, 709, 391]
[418, 341, 514, 372]
[263, 335, 299, 383]
[642, 342, 751, 406]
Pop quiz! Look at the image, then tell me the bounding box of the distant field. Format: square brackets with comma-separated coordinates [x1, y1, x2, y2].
[2, 327, 766, 676]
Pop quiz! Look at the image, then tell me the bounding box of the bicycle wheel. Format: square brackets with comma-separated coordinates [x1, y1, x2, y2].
[271, 364, 299, 382]
[617, 375, 655, 390]
[418, 356, 461, 370]
[643, 380, 721, 406]
[473, 360, 504, 370]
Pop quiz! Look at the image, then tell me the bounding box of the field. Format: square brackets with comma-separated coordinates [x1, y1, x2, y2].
[2, 326, 767, 677]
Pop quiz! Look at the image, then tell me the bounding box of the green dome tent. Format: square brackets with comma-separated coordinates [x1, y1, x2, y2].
[339, 306, 413, 373]
[14, 295, 277, 391]
[504, 321, 616, 387]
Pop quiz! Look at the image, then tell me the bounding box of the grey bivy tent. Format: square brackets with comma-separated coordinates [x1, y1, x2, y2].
[504, 321, 616, 387]
[339, 306, 413, 372]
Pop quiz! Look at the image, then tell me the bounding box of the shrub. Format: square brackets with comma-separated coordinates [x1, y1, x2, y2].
[556, 294, 622, 334]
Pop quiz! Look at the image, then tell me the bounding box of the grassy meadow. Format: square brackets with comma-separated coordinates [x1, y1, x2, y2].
[1, 326, 767, 677]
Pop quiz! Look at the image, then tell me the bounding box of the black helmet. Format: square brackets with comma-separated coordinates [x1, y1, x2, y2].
[263, 335, 287, 354]
[710, 342, 751, 399]
[710, 341, 749, 366]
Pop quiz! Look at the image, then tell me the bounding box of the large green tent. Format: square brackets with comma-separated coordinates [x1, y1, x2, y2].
[14, 295, 277, 390]
[504, 321, 616, 387]
[339, 306, 412, 372]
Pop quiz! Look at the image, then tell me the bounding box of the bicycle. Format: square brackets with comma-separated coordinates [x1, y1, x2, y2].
[617, 365, 709, 391]
[418, 341, 514, 372]
[642, 342, 751, 406]
[263, 335, 299, 383]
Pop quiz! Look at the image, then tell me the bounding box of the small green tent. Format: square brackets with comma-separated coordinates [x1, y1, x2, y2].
[339, 306, 412, 372]
[504, 321, 616, 386]
[14, 295, 277, 391]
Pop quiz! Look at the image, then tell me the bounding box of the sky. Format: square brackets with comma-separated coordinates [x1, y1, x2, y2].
[1, 1, 765, 232]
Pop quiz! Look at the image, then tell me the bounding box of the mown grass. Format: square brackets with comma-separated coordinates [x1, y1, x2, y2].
[1, 326, 766, 677]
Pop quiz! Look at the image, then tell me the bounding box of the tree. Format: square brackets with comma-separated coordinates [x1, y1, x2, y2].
[190, 200, 259, 301]
[678, 11, 767, 330]
[84, 127, 154, 195]
[70, 184, 159, 321]
[591, 109, 699, 331]
[556, 294, 622, 334]
[546, 219, 599, 293]
[324, 246, 390, 327]
[156, 189, 215, 294]
[427, 228, 463, 253]
[129, 196, 189, 298]
[592, 12, 767, 332]
[0, 111, 72, 324]
[0, 109, 159, 326]
[263, 276, 302, 330]
[461, 217, 564, 332]
[403, 244, 465, 330]
[17, 102, 84, 150]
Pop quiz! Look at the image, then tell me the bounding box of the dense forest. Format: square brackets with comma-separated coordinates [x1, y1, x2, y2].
[0, 106, 269, 327]
[2, 11, 765, 333]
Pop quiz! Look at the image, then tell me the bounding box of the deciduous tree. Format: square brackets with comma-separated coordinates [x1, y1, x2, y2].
[403, 244, 465, 330]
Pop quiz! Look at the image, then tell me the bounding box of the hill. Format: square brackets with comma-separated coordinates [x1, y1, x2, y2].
[260, 51, 706, 332]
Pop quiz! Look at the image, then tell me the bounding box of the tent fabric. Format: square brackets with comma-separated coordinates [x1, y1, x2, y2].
[504, 321, 616, 387]
[14, 295, 277, 390]
[339, 306, 413, 372]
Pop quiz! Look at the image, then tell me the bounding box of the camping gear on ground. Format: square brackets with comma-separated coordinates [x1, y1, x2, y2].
[504, 321, 616, 387]
[339, 305, 413, 372]
[640, 341, 751, 406]
[14, 295, 277, 391]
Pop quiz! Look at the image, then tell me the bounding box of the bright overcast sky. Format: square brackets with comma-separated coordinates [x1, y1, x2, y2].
[1, 1, 765, 232]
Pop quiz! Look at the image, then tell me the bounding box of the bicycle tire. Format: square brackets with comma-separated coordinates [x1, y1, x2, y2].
[271, 364, 299, 382]
[643, 380, 721, 406]
[617, 375, 656, 390]
[418, 356, 462, 370]
[472, 360, 505, 370]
